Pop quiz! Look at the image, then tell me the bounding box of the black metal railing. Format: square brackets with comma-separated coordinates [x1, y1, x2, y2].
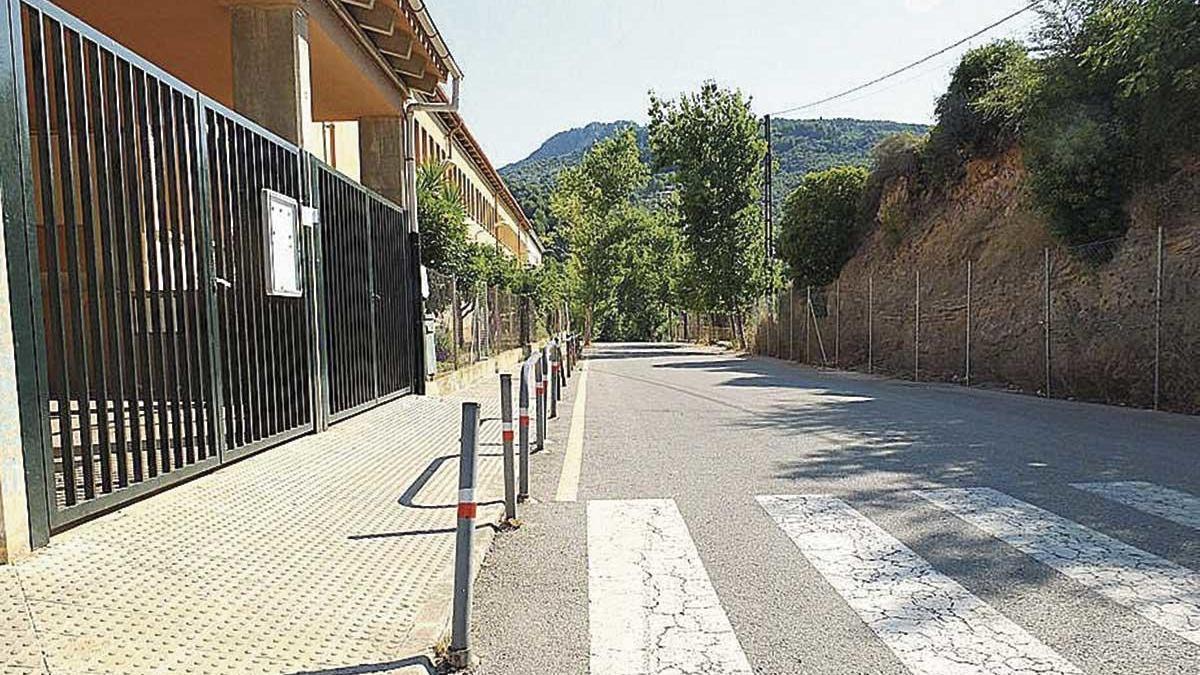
[19, 0, 218, 518]
[205, 103, 314, 459]
[2, 0, 420, 532]
[314, 159, 414, 422]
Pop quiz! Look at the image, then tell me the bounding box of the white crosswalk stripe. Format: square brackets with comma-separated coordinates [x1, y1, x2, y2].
[587, 499, 753, 675]
[918, 487, 1200, 646]
[758, 494, 1082, 675]
[1071, 481, 1200, 531]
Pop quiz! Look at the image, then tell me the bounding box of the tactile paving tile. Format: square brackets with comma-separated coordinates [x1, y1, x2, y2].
[3, 379, 510, 674]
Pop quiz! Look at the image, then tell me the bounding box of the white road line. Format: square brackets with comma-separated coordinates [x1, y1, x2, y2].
[1071, 481, 1200, 531]
[919, 487, 1200, 646]
[588, 499, 753, 675]
[555, 363, 588, 502]
[758, 495, 1081, 675]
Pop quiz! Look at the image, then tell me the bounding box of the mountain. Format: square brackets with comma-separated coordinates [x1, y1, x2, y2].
[499, 117, 930, 243]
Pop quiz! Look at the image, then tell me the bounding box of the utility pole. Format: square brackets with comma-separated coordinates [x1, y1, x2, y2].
[763, 114, 773, 260]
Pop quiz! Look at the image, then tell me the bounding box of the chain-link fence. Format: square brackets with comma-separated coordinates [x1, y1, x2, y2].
[750, 226, 1199, 415]
[427, 269, 566, 374]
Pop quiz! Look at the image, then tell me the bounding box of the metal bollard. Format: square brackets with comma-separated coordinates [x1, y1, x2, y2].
[448, 402, 480, 670]
[518, 360, 530, 501]
[500, 374, 517, 523]
[549, 343, 559, 419]
[565, 336, 573, 378]
[536, 355, 546, 451]
[556, 342, 566, 394]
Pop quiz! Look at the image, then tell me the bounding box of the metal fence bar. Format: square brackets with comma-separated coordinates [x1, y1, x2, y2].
[1154, 226, 1163, 410]
[914, 268, 920, 382]
[1043, 247, 1051, 398]
[966, 260, 972, 387]
[868, 274, 874, 374]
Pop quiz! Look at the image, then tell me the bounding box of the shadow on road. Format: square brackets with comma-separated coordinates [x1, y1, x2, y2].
[634, 349, 1200, 564]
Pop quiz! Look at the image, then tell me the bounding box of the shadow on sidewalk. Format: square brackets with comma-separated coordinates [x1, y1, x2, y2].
[349, 522, 501, 540]
[289, 654, 437, 674]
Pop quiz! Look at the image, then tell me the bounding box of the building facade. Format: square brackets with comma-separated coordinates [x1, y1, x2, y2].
[0, 0, 536, 560]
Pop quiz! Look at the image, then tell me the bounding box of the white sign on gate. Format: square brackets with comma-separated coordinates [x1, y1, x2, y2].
[262, 189, 303, 297]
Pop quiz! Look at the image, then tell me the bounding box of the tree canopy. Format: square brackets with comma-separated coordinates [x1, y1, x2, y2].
[648, 81, 769, 332]
[777, 166, 869, 287]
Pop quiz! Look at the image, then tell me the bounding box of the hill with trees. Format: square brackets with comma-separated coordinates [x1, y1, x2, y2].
[500, 117, 929, 253]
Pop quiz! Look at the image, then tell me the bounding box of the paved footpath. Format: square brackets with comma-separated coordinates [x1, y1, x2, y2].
[471, 342, 1200, 675]
[0, 370, 571, 675]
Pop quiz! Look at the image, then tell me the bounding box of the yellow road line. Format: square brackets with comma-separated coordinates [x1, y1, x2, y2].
[555, 363, 589, 502]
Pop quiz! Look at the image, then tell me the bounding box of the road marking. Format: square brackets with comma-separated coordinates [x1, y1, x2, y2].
[588, 499, 753, 675]
[758, 495, 1081, 675]
[1071, 481, 1200, 531]
[554, 363, 588, 501]
[918, 487, 1200, 645]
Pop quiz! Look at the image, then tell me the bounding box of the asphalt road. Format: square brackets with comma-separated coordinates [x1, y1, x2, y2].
[470, 342, 1200, 675]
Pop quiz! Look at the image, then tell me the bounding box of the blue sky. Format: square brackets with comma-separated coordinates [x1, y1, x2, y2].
[432, 0, 1037, 167]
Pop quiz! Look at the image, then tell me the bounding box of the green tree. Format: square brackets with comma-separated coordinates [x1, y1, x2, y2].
[550, 129, 650, 340]
[416, 160, 472, 276]
[648, 81, 768, 347]
[595, 208, 684, 341]
[1021, 0, 1198, 246]
[777, 166, 869, 287]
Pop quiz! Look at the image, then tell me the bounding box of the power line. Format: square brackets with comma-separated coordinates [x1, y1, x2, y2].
[769, 0, 1044, 117]
[806, 13, 1041, 114]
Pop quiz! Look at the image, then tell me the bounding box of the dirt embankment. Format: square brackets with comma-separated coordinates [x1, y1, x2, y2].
[797, 147, 1200, 413]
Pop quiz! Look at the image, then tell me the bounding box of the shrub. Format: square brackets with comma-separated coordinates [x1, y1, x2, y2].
[925, 40, 1034, 182]
[862, 132, 926, 225]
[1025, 105, 1131, 245]
[777, 166, 870, 286]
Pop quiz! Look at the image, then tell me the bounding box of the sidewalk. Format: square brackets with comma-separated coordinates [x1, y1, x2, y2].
[0, 374, 543, 674]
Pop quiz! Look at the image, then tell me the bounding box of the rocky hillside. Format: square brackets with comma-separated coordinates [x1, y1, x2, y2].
[777, 148, 1200, 414]
[500, 118, 929, 236]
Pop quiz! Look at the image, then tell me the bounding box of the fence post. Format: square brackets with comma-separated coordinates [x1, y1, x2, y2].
[519, 296, 531, 359]
[518, 361, 530, 500]
[536, 355, 546, 451]
[914, 268, 920, 382]
[868, 274, 874, 374]
[966, 260, 972, 387]
[788, 283, 796, 361]
[447, 401, 480, 670]
[835, 279, 840, 368]
[500, 374, 517, 523]
[1154, 225, 1163, 410]
[1044, 247, 1051, 399]
[805, 286, 812, 364]
[777, 290, 787, 357]
[450, 276, 461, 368]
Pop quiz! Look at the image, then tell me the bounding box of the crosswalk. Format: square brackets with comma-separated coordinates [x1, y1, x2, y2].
[586, 481, 1200, 675]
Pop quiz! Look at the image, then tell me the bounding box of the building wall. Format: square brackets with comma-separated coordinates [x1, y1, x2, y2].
[306, 114, 539, 265]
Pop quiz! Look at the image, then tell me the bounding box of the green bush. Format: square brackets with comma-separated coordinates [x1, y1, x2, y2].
[1020, 0, 1200, 246]
[925, 40, 1033, 182]
[862, 132, 926, 226]
[777, 166, 869, 286]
